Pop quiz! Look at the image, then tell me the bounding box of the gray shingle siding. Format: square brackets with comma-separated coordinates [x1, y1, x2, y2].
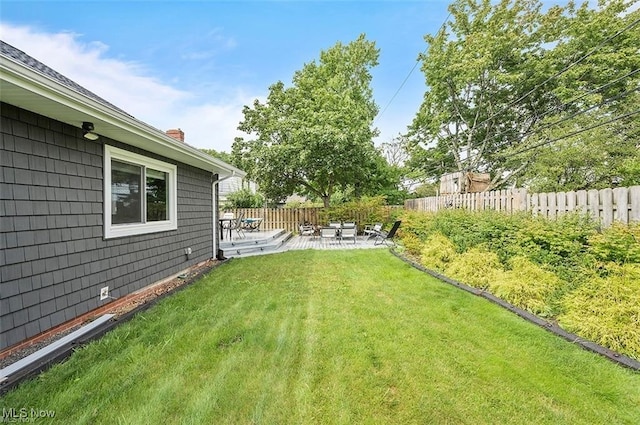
[0, 103, 214, 350]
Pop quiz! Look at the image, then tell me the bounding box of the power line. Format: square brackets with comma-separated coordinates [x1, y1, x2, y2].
[377, 58, 422, 120]
[375, 12, 452, 124]
[428, 69, 639, 167]
[418, 14, 640, 169]
[406, 8, 640, 178]
[505, 108, 640, 157]
[468, 15, 640, 136]
[469, 83, 640, 164]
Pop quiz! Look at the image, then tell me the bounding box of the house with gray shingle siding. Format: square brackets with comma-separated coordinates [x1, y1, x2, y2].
[0, 41, 244, 352]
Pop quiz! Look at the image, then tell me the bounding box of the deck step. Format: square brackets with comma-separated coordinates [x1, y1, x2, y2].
[221, 231, 293, 257]
[220, 229, 287, 249]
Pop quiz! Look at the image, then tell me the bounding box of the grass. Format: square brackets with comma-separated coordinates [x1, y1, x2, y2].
[2, 250, 639, 424]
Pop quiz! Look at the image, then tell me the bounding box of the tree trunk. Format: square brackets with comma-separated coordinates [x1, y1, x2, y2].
[322, 195, 330, 208]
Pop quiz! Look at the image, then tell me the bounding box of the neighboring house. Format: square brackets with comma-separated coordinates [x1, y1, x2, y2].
[218, 176, 257, 204]
[0, 41, 245, 352]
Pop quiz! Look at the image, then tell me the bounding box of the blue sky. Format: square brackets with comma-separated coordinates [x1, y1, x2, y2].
[1, 1, 451, 152]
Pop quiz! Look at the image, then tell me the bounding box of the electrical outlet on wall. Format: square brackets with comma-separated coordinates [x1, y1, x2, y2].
[100, 286, 109, 301]
[185, 247, 192, 255]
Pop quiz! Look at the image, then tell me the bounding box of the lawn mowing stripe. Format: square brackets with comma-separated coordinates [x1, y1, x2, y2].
[391, 249, 640, 371]
[1, 250, 638, 424]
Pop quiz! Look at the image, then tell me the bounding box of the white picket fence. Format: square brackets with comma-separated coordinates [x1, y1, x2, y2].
[404, 186, 640, 227]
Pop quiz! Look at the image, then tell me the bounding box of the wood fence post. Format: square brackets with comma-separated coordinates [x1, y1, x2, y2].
[601, 188, 613, 228]
[630, 186, 640, 222]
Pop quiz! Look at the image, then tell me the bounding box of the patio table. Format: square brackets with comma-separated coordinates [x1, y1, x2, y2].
[218, 218, 233, 240]
[241, 217, 263, 231]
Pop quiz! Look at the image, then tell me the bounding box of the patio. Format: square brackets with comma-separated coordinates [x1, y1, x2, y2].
[220, 229, 389, 257]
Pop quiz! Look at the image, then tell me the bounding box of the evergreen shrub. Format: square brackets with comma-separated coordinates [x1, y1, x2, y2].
[420, 232, 457, 272]
[397, 208, 639, 358]
[559, 263, 640, 359]
[444, 247, 502, 290]
[488, 257, 565, 317]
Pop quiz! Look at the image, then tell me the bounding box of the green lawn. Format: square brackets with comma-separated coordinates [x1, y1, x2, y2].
[2, 250, 639, 424]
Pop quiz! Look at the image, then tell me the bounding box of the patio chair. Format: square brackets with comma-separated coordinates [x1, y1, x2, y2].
[299, 223, 316, 237]
[363, 223, 382, 239]
[219, 212, 235, 240]
[319, 227, 337, 241]
[229, 212, 245, 239]
[340, 225, 357, 244]
[221, 212, 234, 229]
[374, 220, 401, 246]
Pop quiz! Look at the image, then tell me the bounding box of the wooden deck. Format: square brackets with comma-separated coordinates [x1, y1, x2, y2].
[284, 234, 388, 251]
[220, 229, 389, 258]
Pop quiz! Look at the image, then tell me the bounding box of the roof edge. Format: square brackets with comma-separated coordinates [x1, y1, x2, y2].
[0, 40, 245, 177]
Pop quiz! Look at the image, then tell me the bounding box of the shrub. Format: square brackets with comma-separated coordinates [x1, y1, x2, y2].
[488, 257, 564, 317]
[420, 233, 457, 272]
[588, 222, 640, 264]
[558, 263, 640, 360]
[224, 188, 264, 208]
[399, 208, 638, 357]
[513, 213, 597, 282]
[319, 196, 389, 226]
[430, 209, 481, 252]
[444, 247, 503, 290]
[400, 232, 423, 257]
[397, 210, 437, 240]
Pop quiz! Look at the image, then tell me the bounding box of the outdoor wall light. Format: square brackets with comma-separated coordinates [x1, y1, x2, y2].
[82, 121, 99, 140]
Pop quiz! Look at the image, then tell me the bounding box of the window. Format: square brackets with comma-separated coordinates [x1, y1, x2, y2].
[104, 145, 177, 238]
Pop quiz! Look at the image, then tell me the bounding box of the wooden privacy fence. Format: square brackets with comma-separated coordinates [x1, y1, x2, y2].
[221, 207, 401, 233]
[404, 186, 640, 227]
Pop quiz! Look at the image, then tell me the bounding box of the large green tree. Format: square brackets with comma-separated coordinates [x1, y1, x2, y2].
[516, 0, 640, 191]
[232, 35, 381, 207]
[408, 0, 557, 190]
[408, 0, 639, 192]
[200, 148, 233, 164]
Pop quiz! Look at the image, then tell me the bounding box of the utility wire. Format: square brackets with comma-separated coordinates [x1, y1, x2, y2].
[505, 108, 640, 157]
[426, 14, 640, 167]
[408, 9, 640, 176]
[467, 15, 640, 136]
[465, 84, 640, 164]
[377, 58, 422, 120]
[375, 12, 452, 124]
[434, 68, 640, 166]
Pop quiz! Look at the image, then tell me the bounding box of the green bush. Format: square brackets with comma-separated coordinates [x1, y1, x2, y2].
[513, 213, 597, 281]
[558, 263, 640, 360]
[399, 208, 639, 357]
[398, 210, 436, 239]
[488, 257, 565, 317]
[224, 188, 265, 208]
[401, 210, 597, 280]
[444, 247, 503, 290]
[420, 232, 457, 272]
[588, 222, 640, 264]
[319, 196, 389, 226]
[400, 232, 423, 257]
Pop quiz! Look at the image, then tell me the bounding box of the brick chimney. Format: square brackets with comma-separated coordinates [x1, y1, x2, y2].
[166, 128, 185, 142]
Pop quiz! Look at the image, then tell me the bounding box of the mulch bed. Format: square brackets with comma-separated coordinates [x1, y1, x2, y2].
[0, 259, 222, 370]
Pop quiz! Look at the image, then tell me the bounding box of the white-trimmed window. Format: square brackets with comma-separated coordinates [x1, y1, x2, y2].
[104, 145, 177, 238]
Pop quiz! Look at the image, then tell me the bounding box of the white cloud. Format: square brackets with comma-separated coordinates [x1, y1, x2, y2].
[0, 22, 256, 152]
[173, 92, 263, 151]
